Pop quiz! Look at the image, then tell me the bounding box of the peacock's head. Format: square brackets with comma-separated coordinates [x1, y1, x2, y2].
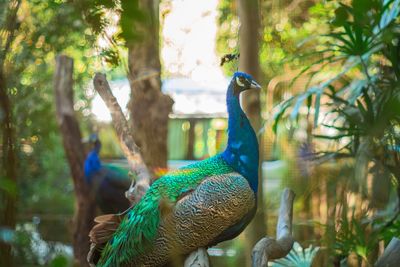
[231, 72, 261, 96]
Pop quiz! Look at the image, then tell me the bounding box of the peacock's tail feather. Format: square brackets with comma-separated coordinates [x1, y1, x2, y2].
[97, 190, 161, 267]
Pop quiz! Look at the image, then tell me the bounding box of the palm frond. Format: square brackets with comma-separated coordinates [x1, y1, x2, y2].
[272, 242, 320, 267]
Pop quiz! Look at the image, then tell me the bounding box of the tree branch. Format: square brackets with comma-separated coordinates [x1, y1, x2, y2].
[93, 73, 151, 204]
[251, 188, 295, 267]
[184, 248, 210, 267]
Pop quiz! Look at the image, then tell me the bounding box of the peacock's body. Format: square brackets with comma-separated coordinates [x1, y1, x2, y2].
[95, 72, 261, 267]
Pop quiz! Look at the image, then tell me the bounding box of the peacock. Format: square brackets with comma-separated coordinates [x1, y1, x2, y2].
[84, 135, 131, 214]
[93, 72, 261, 267]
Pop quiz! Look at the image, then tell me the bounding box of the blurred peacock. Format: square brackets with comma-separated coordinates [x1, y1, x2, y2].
[93, 72, 261, 267]
[84, 135, 131, 214]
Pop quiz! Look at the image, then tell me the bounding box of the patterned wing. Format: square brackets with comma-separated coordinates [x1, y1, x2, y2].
[128, 172, 256, 267]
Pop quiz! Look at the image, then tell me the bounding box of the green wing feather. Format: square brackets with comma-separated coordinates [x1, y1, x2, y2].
[97, 155, 233, 267]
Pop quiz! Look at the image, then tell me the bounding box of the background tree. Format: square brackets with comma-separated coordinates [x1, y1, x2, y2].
[80, 0, 173, 172]
[127, 0, 174, 171]
[0, 2, 20, 266]
[54, 56, 96, 267]
[236, 0, 268, 263]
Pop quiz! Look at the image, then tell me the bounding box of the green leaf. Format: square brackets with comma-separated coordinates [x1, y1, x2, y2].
[321, 123, 356, 133]
[378, 0, 400, 32]
[343, 24, 357, 49]
[343, 79, 370, 104]
[290, 89, 316, 120]
[50, 255, 69, 267]
[119, 0, 145, 43]
[306, 94, 312, 115]
[314, 90, 321, 127]
[0, 177, 17, 196]
[272, 97, 294, 133]
[289, 55, 336, 88]
[333, 6, 349, 26]
[100, 48, 120, 66]
[362, 90, 374, 123]
[313, 133, 353, 140]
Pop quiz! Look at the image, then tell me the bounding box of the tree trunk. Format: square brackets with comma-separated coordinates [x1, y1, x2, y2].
[0, 2, 21, 265]
[237, 0, 267, 264]
[0, 65, 17, 267]
[54, 55, 96, 267]
[128, 0, 173, 172]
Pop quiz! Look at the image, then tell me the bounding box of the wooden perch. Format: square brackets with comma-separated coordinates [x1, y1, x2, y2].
[93, 73, 152, 204]
[184, 248, 210, 267]
[252, 188, 295, 267]
[374, 237, 400, 267]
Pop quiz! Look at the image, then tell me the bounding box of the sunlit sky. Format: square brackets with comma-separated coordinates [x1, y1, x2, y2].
[92, 0, 227, 121]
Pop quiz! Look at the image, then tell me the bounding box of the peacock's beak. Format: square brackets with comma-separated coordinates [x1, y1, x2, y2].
[250, 80, 262, 90]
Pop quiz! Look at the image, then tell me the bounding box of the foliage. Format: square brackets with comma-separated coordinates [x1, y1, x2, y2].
[0, 0, 100, 264]
[217, 0, 331, 81]
[272, 242, 319, 267]
[272, 0, 400, 263]
[76, 0, 144, 42]
[273, 0, 400, 162]
[258, 1, 333, 80]
[74, 0, 149, 66]
[1, 0, 97, 215]
[1, 0, 161, 264]
[321, 207, 400, 264]
[274, 1, 400, 189]
[333, 213, 380, 263]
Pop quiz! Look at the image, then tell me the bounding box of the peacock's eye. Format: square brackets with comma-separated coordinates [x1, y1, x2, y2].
[236, 76, 245, 87]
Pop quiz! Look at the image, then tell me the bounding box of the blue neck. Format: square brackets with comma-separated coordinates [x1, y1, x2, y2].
[221, 81, 259, 193]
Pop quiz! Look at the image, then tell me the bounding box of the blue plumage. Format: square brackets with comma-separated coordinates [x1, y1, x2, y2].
[84, 138, 131, 214]
[222, 72, 260, 193]
[84, 148, 102, 184]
